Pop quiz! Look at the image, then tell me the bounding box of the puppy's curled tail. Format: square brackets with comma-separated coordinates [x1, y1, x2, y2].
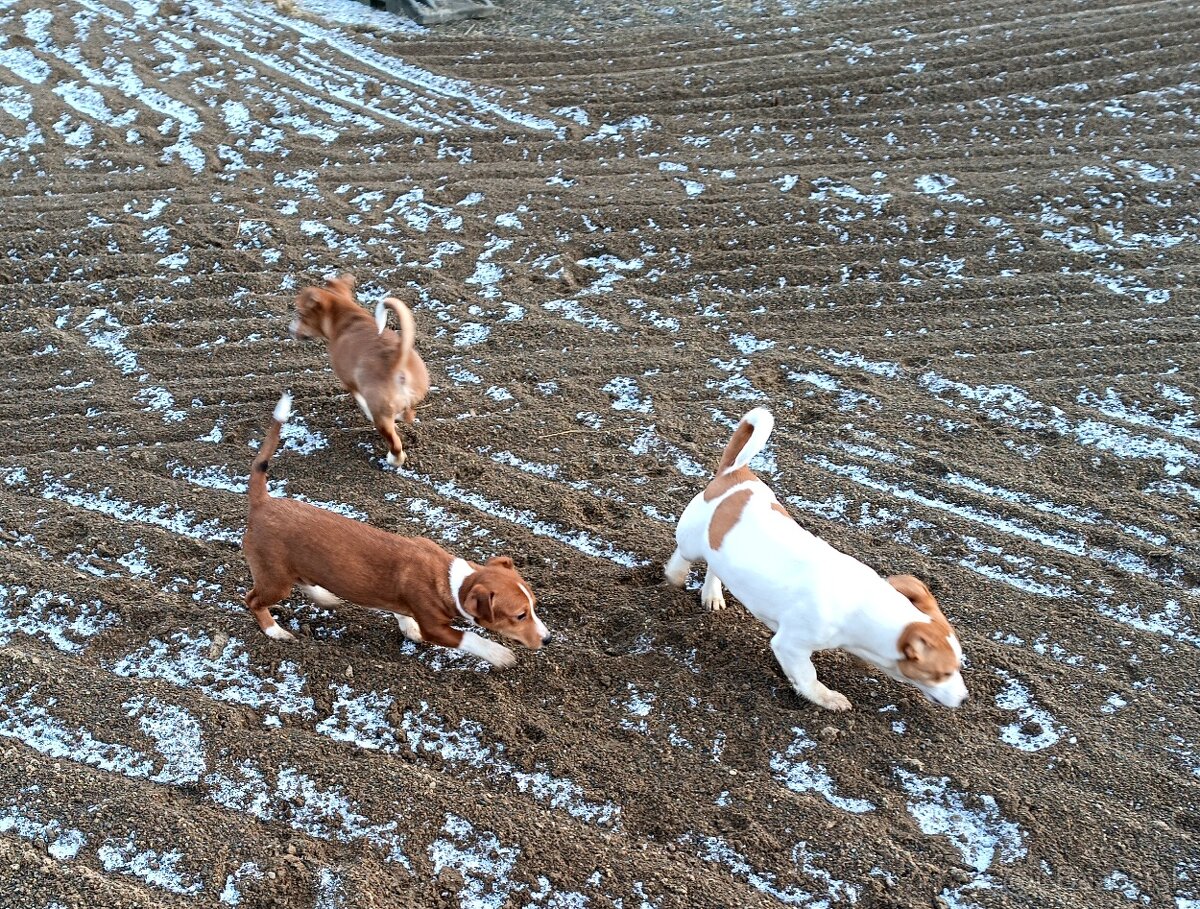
[716, 407, 774, 474]
[374, 296, 416, 371]
[250, 393, 291, 504]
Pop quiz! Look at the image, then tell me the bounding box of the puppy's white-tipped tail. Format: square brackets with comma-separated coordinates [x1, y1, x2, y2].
[252, 392, 293, 504]
[273, 392, 292, 424]
[376, 297, 416, 370]
[716, 407, 774, 474]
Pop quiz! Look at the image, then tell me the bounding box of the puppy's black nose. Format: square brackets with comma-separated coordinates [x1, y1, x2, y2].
[541, 633, 552, 646]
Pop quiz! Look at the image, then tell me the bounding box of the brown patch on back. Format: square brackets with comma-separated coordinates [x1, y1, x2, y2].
[708, 488, 752, 550]
[888, 574, 959, 683]
[770, 502, 790, 520]
[703, 467, 757, 501]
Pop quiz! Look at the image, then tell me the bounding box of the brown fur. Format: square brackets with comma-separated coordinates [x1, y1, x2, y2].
[291, 275, 430, 466]
[244, 404, 544, 652]
[703, 466, 757, 502]
[708, 488, 753, 550]
[717, 421, 754, 473]
[888, 575, 959, 684]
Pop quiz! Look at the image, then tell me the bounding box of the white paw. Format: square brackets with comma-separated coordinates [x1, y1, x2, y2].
[395, 614, 423, 642]
[488, 646, 517, 670]
[264, 624, 297, 643]
[458, 631, 517, 669]
[387, 450, 407, 467]
[664, 553, 690, 587]
[702, 589, 726, 611]
[812, 689, 853, 711]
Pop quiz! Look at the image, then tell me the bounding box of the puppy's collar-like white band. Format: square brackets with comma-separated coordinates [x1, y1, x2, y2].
[449, 558, 476, 626]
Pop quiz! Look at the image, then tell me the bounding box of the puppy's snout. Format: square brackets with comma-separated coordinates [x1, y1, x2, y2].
[943, 685, 969, 709]
[540, 633, 552, 647]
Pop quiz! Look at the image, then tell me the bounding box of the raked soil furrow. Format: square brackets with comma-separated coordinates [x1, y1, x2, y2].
[3, 0, 1198, 906]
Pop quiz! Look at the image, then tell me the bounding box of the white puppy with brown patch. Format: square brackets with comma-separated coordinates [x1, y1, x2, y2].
[666, 408, 968, 711]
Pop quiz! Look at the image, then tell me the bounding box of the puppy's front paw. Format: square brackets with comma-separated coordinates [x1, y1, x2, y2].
[813, 689, 852, 711]
[387, 450, 407, 467]
[702, 589, 726, 611]
[489, 646, 517, 670]
[264, 624, 297, 643]
[395, 614, 423, 642]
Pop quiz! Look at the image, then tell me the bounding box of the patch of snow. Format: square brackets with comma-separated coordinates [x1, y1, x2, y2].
[99, 834, 204, 895]
[770, 728, 875, 813]
[110, 631, 315, 717]
[896, 769, 1025, 872]
[993, 671, 1064, 752]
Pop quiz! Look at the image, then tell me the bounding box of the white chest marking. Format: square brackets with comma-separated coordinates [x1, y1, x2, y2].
[448, 557, 476, 625]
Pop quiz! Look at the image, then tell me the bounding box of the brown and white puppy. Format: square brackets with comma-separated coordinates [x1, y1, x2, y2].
[290, 274, 430, 467]
[665, 407, 968, 710]
[242, 394, 549, 667]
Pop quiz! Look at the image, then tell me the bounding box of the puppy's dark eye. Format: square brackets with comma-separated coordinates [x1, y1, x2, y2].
[515, 611, 527, 621]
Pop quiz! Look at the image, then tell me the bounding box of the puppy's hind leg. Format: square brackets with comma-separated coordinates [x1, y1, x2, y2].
[245, 581, 297, 643]
[373, 414, 406, 467]
[701, 566, 726, 612]
[770, 633, 851, 711]
[665, 548, 692, 587]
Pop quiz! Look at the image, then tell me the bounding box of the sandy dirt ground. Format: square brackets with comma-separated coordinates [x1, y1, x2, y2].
[0, 0, 1197, 906]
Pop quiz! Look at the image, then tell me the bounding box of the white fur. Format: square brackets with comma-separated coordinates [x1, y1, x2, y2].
[701, 567, 726, 611]
[395, 613, 422, 641]
[274, 393, 292, 424]
[264, 622, 296, 643]
[352, 392, 373, 422]
[458, 630, 516, 669]
[516, 583, 548, 639]
[300, 584, 339, 607]
[448, 558, 475, 624]
[374, 300, 387, 334]
[386, 450, 406, 467]
[723, 407, 774, 473]
[668, 411, 968, 710]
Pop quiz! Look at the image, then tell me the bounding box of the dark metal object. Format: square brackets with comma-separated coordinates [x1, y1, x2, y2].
[354, 0, 499, 25]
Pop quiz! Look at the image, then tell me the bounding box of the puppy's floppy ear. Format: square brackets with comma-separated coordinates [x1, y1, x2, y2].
[465, 587, 495, 623]
[329, 273, 357, 292]
[296, 288, 322, 314]
[888, 574, 938, 612]
[486, 555, 514, 570]
[900, 623, 937, 662]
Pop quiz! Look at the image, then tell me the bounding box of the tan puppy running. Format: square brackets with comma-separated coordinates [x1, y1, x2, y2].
[290, 274, 430, 466]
